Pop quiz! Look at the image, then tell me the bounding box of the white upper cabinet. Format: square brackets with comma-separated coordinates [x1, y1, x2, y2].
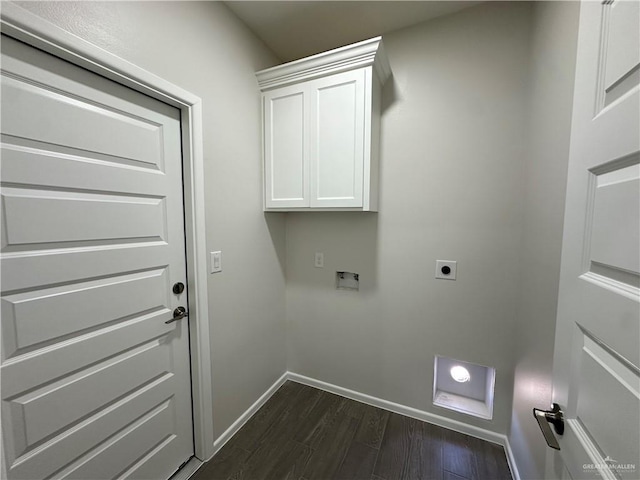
[257, 37, 391, 211]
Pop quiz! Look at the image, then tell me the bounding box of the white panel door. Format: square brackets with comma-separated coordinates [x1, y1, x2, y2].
[309, 69, 365, 208]
[549, 1, 639, 479]
[0, 35, 194, 479]
[264, 84, 309, 209]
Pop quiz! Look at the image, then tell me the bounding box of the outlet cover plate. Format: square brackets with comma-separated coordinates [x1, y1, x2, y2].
[210, 251, 222, 273]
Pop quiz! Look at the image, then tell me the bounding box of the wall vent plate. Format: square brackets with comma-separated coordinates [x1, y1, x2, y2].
[336, 271, 359, 291]
[435, 260, 457, 280]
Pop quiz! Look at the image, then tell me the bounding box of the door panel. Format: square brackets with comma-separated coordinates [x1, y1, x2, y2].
[1, 187, 166, 245]
[11, 341, 168, 449]
[264, 85, 308, 208]
[4, 374, 175, 480]
[1, 35, 193, 480]
[575, 335, 639, 473]
[1, 269, 168, 357]
[589, 163, 639, 275]
[56, 400, 175, 480]
[1, 68, 164, 168]
[309, 69, 365, 208]
[1, 139, 169, 195]
[552, 1, 640, 479]
[1, 310, 172, 400]
[599, 0, 639, 108]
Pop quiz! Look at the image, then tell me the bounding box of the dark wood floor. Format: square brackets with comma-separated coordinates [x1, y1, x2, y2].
[192, 381, 512, 480]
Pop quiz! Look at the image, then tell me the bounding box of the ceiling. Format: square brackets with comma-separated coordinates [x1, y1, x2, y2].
[224, 1, 481, 62]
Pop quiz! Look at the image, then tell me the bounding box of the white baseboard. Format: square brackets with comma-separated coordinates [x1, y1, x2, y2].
[212, 370, 519, 480]
[504, 437, 522, 480]
[211, 372, 288, 456]
[286, 372, 507, 448]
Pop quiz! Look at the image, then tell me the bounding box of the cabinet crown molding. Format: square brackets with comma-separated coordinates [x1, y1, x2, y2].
[256, 36, 391, 91]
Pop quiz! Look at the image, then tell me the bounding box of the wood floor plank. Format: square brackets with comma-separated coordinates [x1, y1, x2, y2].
[401, 420, 444, 480]
[335, 441, 378, 480]
[493, 444, 513, 480]
[471, 439, 512, 480]
[355, 404, 390, 450]
[340, 396, 369, 420]
[295, 391, 345, 448]
[442, 428, 478, 479]
[469, 436, 501, 480]
[302, 414, 360, 480]
[225, 384, 320, 480]
[231, 381, 303, 451]
[373, 412, 416, 480]
[263, 440, 313, 480]
[444, 471, 468, 480]
[190, 445, 251, 480]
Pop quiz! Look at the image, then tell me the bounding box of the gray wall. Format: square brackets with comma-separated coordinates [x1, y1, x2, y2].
[285, 2, 532, 435]
[15, 0, 288, 440]
[13, 3, 582, 476]
[509, 2, 580, 478]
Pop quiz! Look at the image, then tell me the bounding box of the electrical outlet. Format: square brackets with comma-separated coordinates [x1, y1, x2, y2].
[314, 252, 324, 268]
[435, 260, 456, 280]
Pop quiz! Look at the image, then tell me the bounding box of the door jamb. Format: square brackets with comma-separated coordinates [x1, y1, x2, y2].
[0, 2, 215, 461]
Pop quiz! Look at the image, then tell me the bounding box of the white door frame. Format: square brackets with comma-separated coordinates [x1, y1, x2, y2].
[0, 2, 216, 462]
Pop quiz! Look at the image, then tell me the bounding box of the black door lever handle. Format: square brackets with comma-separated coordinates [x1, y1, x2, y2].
[165, 306, 188, 324]
[533, 403, 564, 450]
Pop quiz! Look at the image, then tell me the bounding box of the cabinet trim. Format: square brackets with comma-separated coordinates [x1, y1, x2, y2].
[256, 36, 391, 91]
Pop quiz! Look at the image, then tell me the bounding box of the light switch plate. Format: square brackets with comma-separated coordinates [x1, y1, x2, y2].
[210, 251, 222, 273]
[435, 260, 457, 280]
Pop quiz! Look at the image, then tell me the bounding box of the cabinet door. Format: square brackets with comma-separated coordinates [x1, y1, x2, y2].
[309, 69, 365, 208]
[264, 85, 309, 208]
